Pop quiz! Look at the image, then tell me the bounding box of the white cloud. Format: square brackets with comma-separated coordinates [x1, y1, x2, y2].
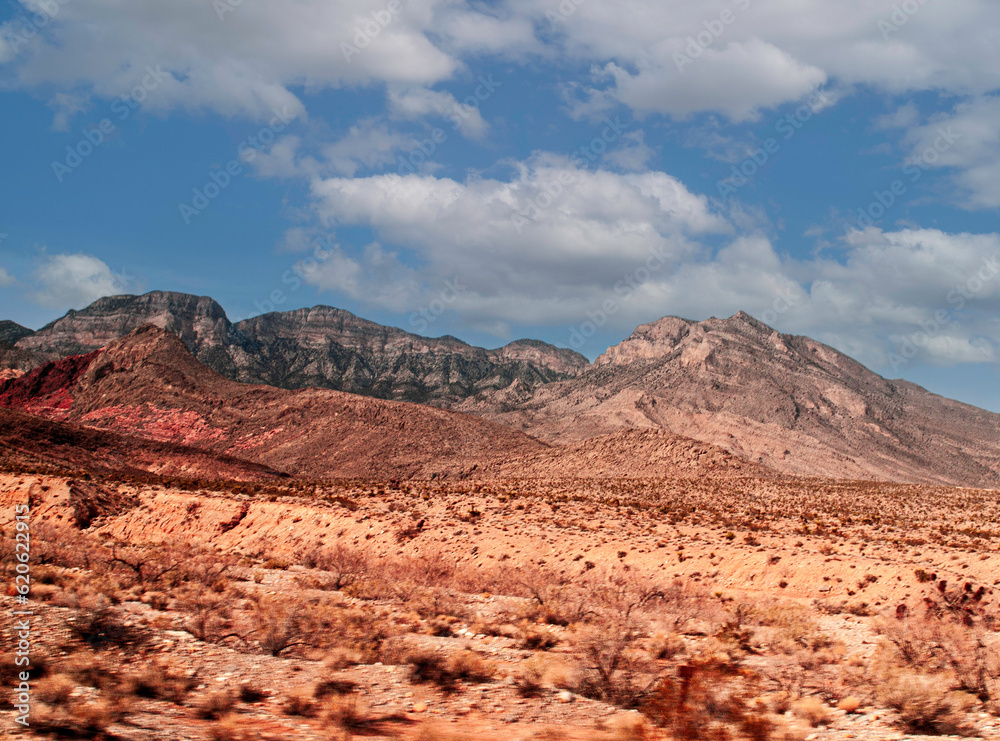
[302, 154, 1000, 368]
[250, 120, 421, 179]
[305, 154, 729, 324]
[4, 0, 1000, 131]
[388, 86, 488, 139]
[604, 130, 656, 171]
[900, 95, 1000, 209]
[0, 267, 16, 287]
[603, 39, 827, 121]
[31, 253, 133, 309]
[537, 0, 1000, 120]
[0, 0, 481, 121]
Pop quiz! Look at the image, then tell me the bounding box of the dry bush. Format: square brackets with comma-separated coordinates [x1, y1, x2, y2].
[196, 690, 237, 720]
[519, 621, 560, 650]
[609, 715, 656, 740]
[744, 603, 834, 654]
[283, 686, 318, 717]
[321, 694, 370, 731]
[648, 631, 686, 661]
[306, 542, 369, 590]
[407, 648, 496, 691]
[877, 674, 976, 736]
[34, 674, 75, 705]
[791, 696, 831, 727]
[180, 589, 232, 642]
[515, 655, 547, 697]
[31, 522, 104, 569]
[643, 658, 773, 741]
[32, 697, 124, 738]
[117, 661, 195, 704]
[235, 594, 329, 656]
[209, 714, 258, 741]
[68, 594, 145, 649]
[874, 611, 1000, 702]
[570, 618, 654, 707]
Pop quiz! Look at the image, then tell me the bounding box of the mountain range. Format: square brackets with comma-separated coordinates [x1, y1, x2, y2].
[10, 292, 586, 404]
[3, 290, 999, 488]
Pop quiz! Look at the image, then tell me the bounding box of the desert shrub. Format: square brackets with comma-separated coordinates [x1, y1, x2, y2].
[875, 612, 1000, 701]
[32, 698, 123, 738]
[744, 603, 834, 654]
[647, 631, 686, 661]
[791, 696, 831, 727]
[69, 594, 145, 648]
[283, 686, 318, 717]
[515, 656, 547, 697]
[519, 621, 560, 650]
[407, 648, 496, 691]
[321, 694, 369, 731]
[570, 618, 653, 707]
[117, 662, 195, 704]
[877, 674, 976, 736]
[307, 542, 369, 590]
[643, 658, 773, 741]
[196, 690, 237, 720]
[209, 714, 258, 741]
[178, 588, 233, 642]
[34, 674, 75, 705]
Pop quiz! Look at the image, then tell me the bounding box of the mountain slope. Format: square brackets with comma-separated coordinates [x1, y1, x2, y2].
[465, 312, 1000, 488]
[1, 326, 548, 479]
[0, 320, 34, 346]
[12, 291, 587, 404]
[0, 407, 286, 481]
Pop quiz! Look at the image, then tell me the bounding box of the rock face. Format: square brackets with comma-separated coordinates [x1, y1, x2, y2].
[0, 321, 34, 346]
[1, 326, 548, 479]
[467, 312, 1000, 488]
[13, 292, 587, 404]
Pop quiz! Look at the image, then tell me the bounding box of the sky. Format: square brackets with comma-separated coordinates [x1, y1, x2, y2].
[1, 0, 1000, 411]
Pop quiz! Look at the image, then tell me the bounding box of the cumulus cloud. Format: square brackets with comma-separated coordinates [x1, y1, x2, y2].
[300, 153, 1000, 369]
[4, 0, 1000, 132]
[899, 96, 1000, 209]
[388, 86, 489, 139]
[602, 39, 827, 121]
[0, 0, 481, 121]
[31, 253, 134, 309]
[541, 0, 1000, 119]
[0, 267, 16, 287]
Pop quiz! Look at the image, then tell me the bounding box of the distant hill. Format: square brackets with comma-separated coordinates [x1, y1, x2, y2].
[1, 326, 548, 479]
[462, 312, 1000, 488]
[11, 291, 587, 404]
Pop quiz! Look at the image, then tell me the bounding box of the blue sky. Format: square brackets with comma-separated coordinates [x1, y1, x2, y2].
[2, 0, 1000, 411]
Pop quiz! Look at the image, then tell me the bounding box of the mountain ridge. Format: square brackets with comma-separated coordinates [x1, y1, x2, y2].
[462, 312, 1000, 487]
[13, 291, 588, 404]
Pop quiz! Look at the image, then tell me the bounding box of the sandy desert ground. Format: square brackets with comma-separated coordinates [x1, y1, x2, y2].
[5, 466, 1000, 740]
